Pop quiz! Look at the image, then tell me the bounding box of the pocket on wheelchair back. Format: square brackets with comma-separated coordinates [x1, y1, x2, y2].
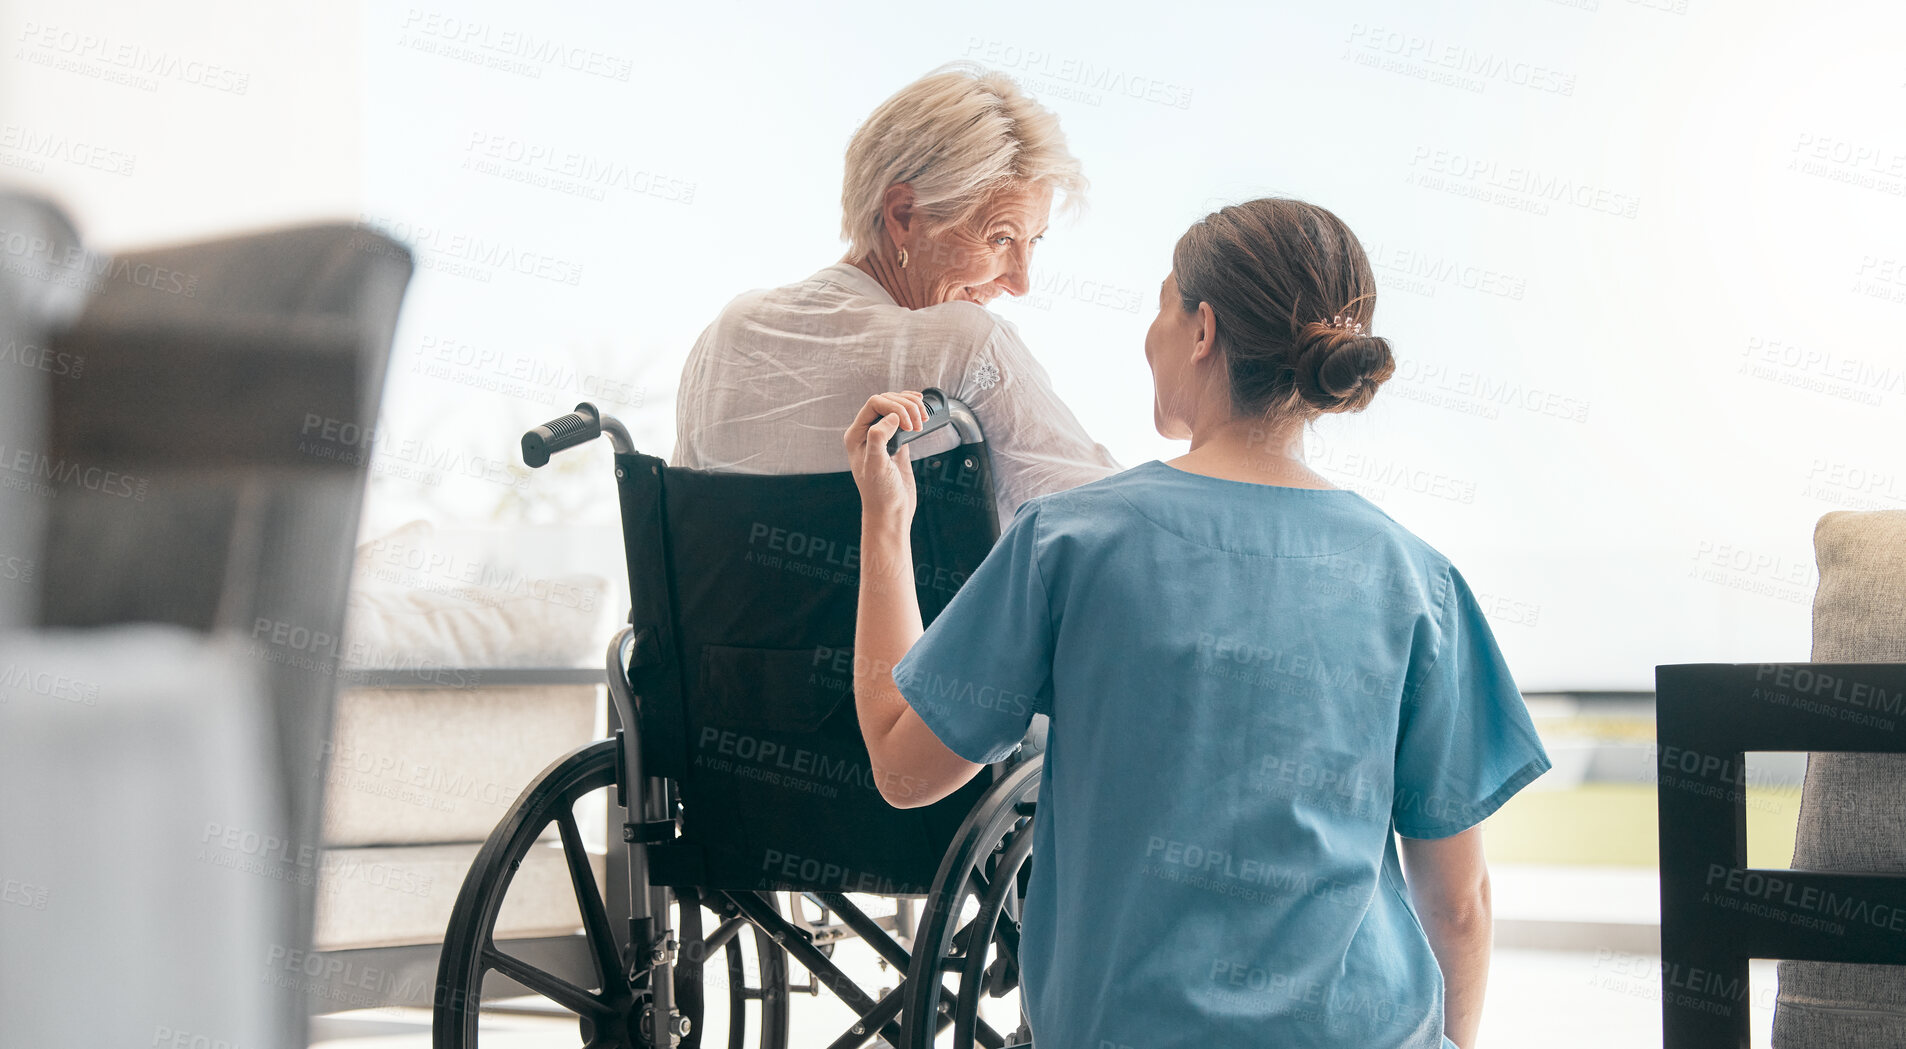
[699, 644, 847, 735]
[670, 637, 986, 896]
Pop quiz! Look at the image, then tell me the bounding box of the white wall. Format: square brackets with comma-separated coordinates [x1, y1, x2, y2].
[0, 0, 362, 247]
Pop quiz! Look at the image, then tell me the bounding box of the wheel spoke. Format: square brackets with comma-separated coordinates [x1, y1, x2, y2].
[556, 810, 624, 989]
[483, 946, 611, 1017]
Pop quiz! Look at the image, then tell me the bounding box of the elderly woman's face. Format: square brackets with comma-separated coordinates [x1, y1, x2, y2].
[912, 182, 1053, 307]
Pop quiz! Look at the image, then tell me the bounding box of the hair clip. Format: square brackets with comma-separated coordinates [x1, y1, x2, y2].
[1326, 314, 1365, 335]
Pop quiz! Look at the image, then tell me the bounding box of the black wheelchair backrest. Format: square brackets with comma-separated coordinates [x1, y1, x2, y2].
[610, 416, 1002, 894]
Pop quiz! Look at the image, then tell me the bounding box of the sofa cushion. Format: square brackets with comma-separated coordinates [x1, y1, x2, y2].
[1775, 510, 1906, 1045]
[321, 684, 599, 847]
[342, 519, 608, 669]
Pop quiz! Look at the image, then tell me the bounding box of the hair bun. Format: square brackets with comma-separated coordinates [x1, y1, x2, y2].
[1290, 322, 1396, 413]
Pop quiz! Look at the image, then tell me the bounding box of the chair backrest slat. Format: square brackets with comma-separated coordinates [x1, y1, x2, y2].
[1656, 661, 1906, 1048]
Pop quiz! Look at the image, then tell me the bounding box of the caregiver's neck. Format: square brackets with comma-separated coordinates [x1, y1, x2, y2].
[1169, 415, 1337, 491]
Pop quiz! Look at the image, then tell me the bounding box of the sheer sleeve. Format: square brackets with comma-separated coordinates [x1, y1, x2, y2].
[952, 317, 1123, 523]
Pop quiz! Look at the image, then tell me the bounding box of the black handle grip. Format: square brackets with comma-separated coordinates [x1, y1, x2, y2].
[886, 388, 953, 456]
[522, 402, 602, 468]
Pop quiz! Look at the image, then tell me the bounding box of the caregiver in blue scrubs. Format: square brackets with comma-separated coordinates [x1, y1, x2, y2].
[843, 196, 1550, 1049]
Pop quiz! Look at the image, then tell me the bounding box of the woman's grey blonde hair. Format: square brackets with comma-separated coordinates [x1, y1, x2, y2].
[840, 62, 1087, 259]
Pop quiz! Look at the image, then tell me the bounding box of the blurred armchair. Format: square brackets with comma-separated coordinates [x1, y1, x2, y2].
[0, 190, 411, 1049]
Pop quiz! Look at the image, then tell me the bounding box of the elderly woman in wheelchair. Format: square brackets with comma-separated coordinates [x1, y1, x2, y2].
[671, 61, 1121, 528]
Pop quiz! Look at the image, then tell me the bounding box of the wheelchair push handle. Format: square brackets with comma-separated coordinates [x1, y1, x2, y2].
[885, 387, 984, 456]
[521, 402, 634, 467]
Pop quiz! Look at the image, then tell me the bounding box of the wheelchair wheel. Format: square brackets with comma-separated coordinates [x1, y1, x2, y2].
[902, 759, 1040, 1049]
[434, 739, 790, 1048]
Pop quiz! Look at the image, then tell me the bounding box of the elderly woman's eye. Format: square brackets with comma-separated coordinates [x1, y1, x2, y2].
[992, 235, 1013, 247]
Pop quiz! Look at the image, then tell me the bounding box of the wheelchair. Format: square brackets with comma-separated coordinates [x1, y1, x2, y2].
[433, 394, 1041, 1048]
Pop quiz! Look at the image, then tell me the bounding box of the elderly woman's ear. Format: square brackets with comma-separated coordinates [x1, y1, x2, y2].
[878, 184, 918, 260]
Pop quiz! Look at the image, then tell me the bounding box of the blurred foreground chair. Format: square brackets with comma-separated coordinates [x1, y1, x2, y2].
[1656, 510, 1906, 1048]
[0, 190, 411, 1049]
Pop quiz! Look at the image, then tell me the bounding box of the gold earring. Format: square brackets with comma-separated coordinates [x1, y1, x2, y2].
[898, 247, 908, 269]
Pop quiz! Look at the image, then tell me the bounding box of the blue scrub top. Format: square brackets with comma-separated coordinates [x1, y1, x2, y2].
[893, 459, 1551, 1048]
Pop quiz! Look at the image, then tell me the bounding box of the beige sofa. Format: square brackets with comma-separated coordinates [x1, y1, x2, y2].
[304, 521, 612, 1012]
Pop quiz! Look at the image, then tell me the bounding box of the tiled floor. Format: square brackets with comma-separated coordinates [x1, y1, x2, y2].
[309, 944, 1780, 1048]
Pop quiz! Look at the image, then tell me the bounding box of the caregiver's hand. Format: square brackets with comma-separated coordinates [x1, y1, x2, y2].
[844, 390, 928, 525]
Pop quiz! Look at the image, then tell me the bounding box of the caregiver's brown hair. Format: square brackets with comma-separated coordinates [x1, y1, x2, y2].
[1171, 198, 1395, 418]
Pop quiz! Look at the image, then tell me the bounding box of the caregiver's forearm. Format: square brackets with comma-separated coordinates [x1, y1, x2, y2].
[854, 510, 924, 753]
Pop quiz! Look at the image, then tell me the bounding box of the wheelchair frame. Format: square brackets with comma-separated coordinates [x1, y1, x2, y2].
[433, 398, 1041, 1049]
